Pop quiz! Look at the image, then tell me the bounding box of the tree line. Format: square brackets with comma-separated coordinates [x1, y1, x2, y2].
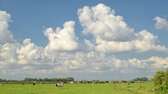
[0, 77, 74, 84]
[132, 77, 148, 81]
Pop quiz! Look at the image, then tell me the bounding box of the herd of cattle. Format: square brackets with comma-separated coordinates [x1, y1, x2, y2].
[0, 82, 64, 87]
[0, 80, 145, 87]
[32, 81, 64, 87]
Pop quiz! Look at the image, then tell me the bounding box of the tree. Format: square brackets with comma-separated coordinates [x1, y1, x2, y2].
[153, 69, 168, 94]
[132, 77, 148, 81]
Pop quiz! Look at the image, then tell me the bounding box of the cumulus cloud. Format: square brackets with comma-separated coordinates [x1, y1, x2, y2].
[62, 60, 85, 70]
[78, 4, 134, 41]
[78, 4, 168, 53]
[0, 11, 14, 43]
[1, 47, 168, 79]
[17, 39, 42, 64]
[84, 39, 95, 50]
[0, 7, 168, 80]
[85, 51, 168, 71]
[0, 42, 18, 65]
[154, 16, 168, 31]
[95, 29, 167, 53]
[148, 56, 168, 69]
[44, 21, 78, 52]
[133, 30, 167, 52]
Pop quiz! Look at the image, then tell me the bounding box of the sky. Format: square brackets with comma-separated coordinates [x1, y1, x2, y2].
[0, 0, 168, 80]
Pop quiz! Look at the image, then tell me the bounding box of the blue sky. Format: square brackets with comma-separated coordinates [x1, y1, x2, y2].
[1, 0, 168, 46]
[0, 0, 168, 80]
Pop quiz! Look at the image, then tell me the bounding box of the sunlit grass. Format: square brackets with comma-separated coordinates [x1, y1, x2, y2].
[0, 82, 154, 94]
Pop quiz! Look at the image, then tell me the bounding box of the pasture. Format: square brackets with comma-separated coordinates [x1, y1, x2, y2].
[0, 82, 154, 94]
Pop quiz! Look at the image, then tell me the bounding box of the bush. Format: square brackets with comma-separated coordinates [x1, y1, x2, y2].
[153, 69, 168, 94]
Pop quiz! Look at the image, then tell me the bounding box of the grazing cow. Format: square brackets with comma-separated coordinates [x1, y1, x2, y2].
[55, 82, 64, 87]
[33, 81, 36, 86]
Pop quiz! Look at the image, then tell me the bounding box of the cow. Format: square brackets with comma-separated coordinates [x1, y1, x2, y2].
[55, 82, 64, 87]
[33, 81, 36, 86]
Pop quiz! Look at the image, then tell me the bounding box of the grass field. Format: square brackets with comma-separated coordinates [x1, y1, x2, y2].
[0, 82, 154, 94]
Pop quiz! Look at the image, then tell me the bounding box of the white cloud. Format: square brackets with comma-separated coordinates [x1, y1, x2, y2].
[95, 37, 134, 53]
[0, 11, 14, 43]
[95, 29, 168, 53]
[148, 56, 168, 69]
[44, 21, 78, 52]
[78, 4, 134, 41]
[154, 16, 168, 31]
[62, 60, 85, 70]
[0, 8, 168, 80]
[78, 4, 168, 53]
[84, 39, 95, 50]
[133, 30, 167, 52]
[1, 42, 167, 79]
[17, 39, 42, 64]
[0, 42, 18, 65]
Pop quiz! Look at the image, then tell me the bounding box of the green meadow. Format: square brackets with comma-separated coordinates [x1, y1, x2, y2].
[0, 82, 154, 94]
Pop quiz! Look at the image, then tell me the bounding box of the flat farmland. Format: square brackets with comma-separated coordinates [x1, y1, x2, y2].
[0, 82, 154, 94]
